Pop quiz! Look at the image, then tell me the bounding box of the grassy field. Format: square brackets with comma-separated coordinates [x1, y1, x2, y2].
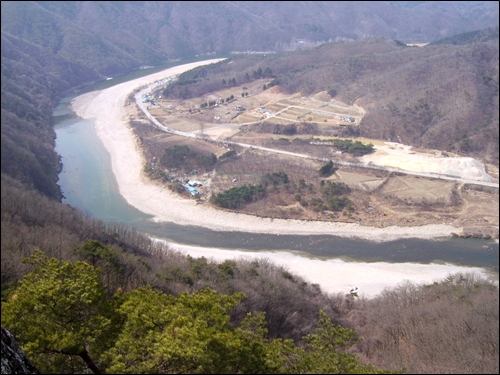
[379, 175, 455, 204]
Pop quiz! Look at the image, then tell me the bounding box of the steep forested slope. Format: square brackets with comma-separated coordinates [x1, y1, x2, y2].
[1, 32, 101, 199]
[3, 1, 498, 58]
[1, 1, 499, 199]
[430, 25, 499, 45]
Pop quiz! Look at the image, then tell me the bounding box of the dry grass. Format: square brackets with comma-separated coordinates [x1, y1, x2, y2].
[379, 176, 455, 204]
[331, 170, 386, 192]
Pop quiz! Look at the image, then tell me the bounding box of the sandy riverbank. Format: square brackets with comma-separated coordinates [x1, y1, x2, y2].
[163, 240, 497, 298]
[69, 59, 499, 297]
[71, 59, 464, 242]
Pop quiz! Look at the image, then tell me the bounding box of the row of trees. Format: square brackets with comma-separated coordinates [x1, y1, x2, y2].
[2, 250, 387, 374]
[314, 138, 375, 155]
[200, 94, 237, 108]
[222, 77, 237, 86]
[221, 67, 274, 87]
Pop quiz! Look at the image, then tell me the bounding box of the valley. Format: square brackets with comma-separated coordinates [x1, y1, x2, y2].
[126, 75, 499, 240]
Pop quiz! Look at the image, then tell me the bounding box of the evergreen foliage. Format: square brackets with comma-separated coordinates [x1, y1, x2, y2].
[322, 181, 351, 196]
[319, 160, 335, 176]
[211, 172, 290, 209]
[210, 184, 265, 209]
[218, 149, 236, 160]
[317, 138, 375, 155]
[2, 250, 388, 374]
[261, 172, 289, 187]
[1, 250, 116, 373]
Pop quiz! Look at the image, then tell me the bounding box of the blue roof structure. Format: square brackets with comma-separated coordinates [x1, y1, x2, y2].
[183, 184, 199, 195]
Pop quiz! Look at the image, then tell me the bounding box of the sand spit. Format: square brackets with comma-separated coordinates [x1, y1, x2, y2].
[164, 241, 497, 299]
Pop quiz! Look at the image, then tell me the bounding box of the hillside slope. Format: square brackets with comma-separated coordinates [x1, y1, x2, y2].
[1, 1, 498, 198]
[162, 37, 500, 164]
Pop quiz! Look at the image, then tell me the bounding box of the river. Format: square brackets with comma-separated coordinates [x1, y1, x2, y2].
[53, 63, 499, 298]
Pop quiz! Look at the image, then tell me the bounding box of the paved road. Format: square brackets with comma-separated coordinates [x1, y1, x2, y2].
[135, 91, 499, 190]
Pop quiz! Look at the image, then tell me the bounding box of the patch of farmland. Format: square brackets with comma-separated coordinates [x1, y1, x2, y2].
[265, 117, 290, 125]
[235, 113, 260, 123]
[278, 109, 310, 121]
[148, 107, 163, 115]
[153, 135, 228, 157]
[265, 104, 285, 112]
[287, 97, 305, 105]
[310, 114, 336, 123]
[306, 103, 336, 112]
[329, 171, 386, 192]
[273, 101, 292, 108]
[327, 104, 361, 117]
[283, 107, 310, 116]
[211, 169, 262, 193]
[273, 114, 297, 122]
[311, 106, 340, 114]
[378, 176, 454, 204]
[273, 117, 300, 123]
[163, 119, 201, 133]
[204, 126, 242, 140]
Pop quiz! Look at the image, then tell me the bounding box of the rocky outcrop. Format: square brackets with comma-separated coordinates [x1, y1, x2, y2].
[1, 326, 39, 374]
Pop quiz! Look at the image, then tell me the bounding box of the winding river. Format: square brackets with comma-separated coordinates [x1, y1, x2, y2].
[53, 62, 499, 297]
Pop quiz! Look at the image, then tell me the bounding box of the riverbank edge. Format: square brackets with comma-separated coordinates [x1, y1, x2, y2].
[70, 60, 469, 244]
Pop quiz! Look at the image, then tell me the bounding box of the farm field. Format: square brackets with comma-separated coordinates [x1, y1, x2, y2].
[149, 78, 364, 138]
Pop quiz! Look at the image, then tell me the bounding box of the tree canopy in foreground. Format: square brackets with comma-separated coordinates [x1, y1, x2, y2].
[2, 248, 389, 374]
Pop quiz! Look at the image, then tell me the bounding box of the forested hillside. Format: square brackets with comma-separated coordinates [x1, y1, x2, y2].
[2, 174, 498, 373]
[429, 25, 499, 45]
[1, 1, 498, 198]
[2, 1, 498, 61]
[1, 2, 498, 373]
[1, 31, 100, 199]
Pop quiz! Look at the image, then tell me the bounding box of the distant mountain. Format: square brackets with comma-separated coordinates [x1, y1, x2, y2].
[1, 1, 498, 198]
[1, 1, 498, 76]
[429, 26, 500, 45]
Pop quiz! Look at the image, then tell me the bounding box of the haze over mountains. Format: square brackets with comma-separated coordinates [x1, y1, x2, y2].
[2, 1, 499, 73]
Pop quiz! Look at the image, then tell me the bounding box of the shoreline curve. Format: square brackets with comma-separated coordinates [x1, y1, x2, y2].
[71, 59, 463, 243]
